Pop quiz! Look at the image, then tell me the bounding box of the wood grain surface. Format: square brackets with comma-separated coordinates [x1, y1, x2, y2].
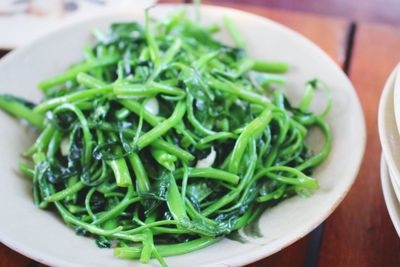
[318, 23, 400, 267]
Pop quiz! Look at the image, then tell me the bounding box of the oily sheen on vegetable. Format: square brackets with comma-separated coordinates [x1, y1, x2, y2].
[0, 10, 332, 267]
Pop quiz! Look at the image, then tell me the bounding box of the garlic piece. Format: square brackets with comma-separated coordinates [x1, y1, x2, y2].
[144, 97, 159, 115]
[195, 147, 216, 168]
[60, 137, 70, 156]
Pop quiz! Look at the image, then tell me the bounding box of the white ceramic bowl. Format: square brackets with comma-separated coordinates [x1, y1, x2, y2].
[381, 155, 400, 237]
[0, 4, 365, 267]
[392, 64, 400, 150]
[378, 65, 400, 193]
[381, 65, 400, 201]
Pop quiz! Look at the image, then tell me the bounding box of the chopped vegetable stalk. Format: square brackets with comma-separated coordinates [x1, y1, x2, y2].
[0, 95, 44, 129]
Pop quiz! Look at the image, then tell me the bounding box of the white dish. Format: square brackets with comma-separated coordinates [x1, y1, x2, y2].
[392, 64, 400, 148]
[381, 155, 400, 237]
[378, 64, 400, 192]
[383, 64, 400, 219]
[0, 4, 366, 267]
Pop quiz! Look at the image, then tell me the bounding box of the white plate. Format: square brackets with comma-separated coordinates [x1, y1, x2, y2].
[0, 4, 366, 267]
[378, 64, 400, 193]
[381, 155, 400, 237]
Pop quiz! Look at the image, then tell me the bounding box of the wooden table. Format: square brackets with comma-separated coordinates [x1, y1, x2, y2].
[2, 1, 400, 266]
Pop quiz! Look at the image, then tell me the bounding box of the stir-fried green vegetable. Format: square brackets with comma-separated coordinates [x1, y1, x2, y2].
[0, 8, 332, 267]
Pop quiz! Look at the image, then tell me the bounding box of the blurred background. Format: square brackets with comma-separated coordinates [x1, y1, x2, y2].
[0, 0, 398, 50]
[197, 0, 399, 25]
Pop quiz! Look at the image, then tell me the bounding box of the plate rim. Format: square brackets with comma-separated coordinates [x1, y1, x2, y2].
[392, 66, 400, 140]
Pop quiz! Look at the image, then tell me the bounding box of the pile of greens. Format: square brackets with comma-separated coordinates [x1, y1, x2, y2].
[0, 8, 331, 267]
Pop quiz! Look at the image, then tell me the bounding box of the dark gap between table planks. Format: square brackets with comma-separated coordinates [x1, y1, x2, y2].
[0, 3, 354, 267]
[342, 22, 357, 74]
